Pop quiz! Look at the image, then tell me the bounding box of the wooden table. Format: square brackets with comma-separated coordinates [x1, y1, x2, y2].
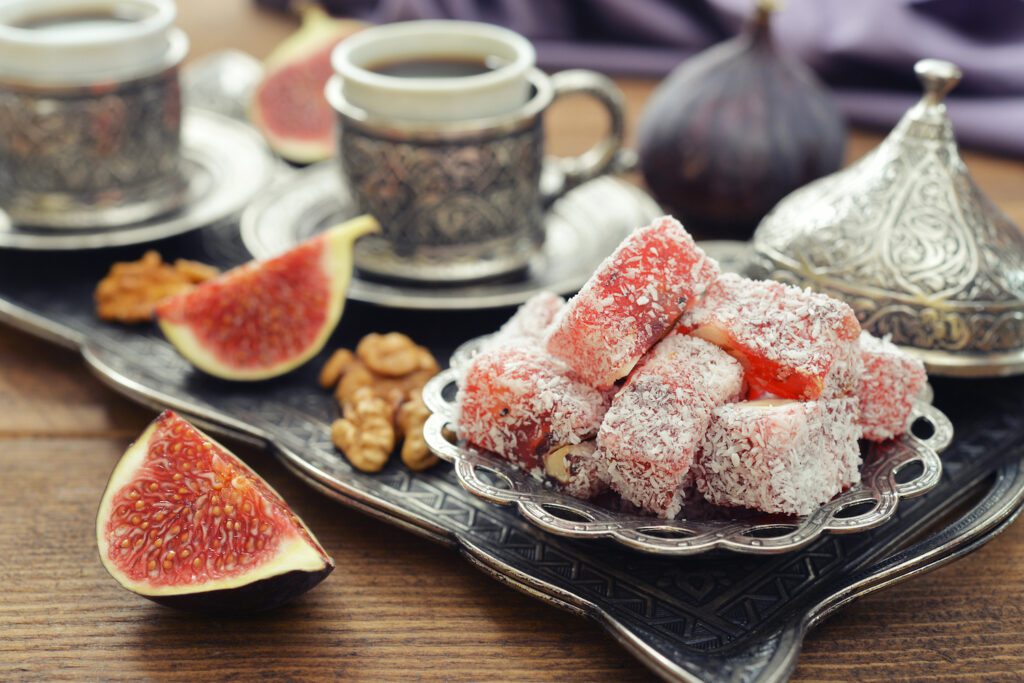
[3, 2, 1024, 680]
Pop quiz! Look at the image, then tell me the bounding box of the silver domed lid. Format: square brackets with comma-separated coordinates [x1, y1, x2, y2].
[751, 59, 1024, 377]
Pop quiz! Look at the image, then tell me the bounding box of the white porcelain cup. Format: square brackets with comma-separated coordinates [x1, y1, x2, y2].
[331, 20, 536, 122]
[0, 0, 186, 86]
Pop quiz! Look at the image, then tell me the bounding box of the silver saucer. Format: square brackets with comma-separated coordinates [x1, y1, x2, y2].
[0, 109, 277, 251]
[241, 162, 663, 310]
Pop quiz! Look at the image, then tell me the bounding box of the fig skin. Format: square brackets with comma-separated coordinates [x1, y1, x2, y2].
[637, 4, 845, 240]
[145, 567, 334, 615]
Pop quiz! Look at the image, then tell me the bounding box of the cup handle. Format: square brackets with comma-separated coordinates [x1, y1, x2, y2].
[542, 69, 627, 205]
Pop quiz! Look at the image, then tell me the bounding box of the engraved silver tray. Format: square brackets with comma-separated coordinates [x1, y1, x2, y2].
[423, 337, 953, 555]
[0, 217, 1019, 682]
[0, 51, 1020, 682]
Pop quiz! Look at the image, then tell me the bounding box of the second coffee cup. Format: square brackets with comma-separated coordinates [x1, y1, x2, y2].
[327, 20, 626, 284]
[0, 0, 189, 229]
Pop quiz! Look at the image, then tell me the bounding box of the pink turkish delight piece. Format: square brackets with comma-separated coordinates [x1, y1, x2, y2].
[544, 441, 608, 500]
[486, 292, 566, 350]
[457, 345, 608, 476]
[598, 335, 744, 518]
[689, 273, 861, 400]
[603, 459, 699, 520]
[545, 216, 720, 388]
[694, 398, 862, 515]
[857, 332, 927, 441]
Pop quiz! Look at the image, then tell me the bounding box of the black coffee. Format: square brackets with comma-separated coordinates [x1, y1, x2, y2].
[368, 56, 498, 79]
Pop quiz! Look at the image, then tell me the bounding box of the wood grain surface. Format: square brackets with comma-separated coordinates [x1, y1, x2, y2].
[2, 1, 1024, 681]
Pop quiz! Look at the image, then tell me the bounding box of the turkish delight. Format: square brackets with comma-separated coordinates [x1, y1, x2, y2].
[599, 335, 744, 518]
[689, 273, 861, 400]
[856, 332, 927, 441]
[695, 398, 862, 515]
[546, 216, 719, 388]
[457, 345, 607, 476]
[487, 292, 566, 350]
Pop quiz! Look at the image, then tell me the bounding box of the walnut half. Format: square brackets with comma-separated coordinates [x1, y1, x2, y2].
[331, 388, 396, 473]
[320, 333, 440, 473]
[94, 250, 219, 324]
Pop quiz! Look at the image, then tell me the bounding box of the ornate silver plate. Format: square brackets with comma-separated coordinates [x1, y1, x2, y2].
[240, 162, 663, 310]
[0, 109, 277, 251]
[423, 340, 952, 555]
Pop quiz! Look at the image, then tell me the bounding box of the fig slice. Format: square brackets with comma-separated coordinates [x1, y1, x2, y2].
[156, 215, 378, 381]
[97, 411, 333, 613]
[249, 6, 365, 164]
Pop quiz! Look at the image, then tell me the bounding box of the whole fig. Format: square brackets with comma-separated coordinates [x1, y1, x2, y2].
[637, 1, 845, 239]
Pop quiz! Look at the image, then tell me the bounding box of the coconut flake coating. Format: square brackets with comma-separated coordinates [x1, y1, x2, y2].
[547, 441, 609, 500]
[695, 398, 862, 515]
[857, 332, 927, 441]
[606, 459, 700, 520]
[486, 292, 566, 350]
[457, 346, 608, 476]
[545, 216, 720, 388]
[599, 335, 744, 518]
[690, 273, 862, 400]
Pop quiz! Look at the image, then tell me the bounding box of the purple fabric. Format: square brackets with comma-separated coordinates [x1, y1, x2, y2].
[320, 0, 1024, 156]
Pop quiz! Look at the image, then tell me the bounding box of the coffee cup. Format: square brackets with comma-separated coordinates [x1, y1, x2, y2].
[327, 20, 626, 284]
[0, 0, 189, 229]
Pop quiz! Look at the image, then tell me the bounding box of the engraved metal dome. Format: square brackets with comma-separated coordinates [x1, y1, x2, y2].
[750, 59, 1024, 377]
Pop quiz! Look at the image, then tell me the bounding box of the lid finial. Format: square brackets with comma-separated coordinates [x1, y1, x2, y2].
[915, 59, 961, 104]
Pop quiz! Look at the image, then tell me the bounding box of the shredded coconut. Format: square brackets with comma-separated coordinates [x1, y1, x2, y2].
[694, 398, 862, 515]
[457, 346, 608, 472]
[689, 273, 862, 400]
[485, 292, 566, 351]
[856, 331, 927, 441]
[598, 335, 744, 518]
[560, 441, 609, 500]
[545, 216, 720, 388]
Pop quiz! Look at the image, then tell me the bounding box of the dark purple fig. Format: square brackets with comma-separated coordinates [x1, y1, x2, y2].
[637, 1, 845, 239]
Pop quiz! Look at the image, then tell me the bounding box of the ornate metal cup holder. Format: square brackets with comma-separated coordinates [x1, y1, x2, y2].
[423, 355, 953, 555]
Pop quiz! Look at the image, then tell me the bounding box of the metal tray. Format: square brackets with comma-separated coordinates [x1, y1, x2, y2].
[1, 219, 1022, 682]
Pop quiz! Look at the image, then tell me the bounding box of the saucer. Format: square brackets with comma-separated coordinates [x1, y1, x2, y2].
[0, 108, 278, 251]
[241, 162, 664, 310]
